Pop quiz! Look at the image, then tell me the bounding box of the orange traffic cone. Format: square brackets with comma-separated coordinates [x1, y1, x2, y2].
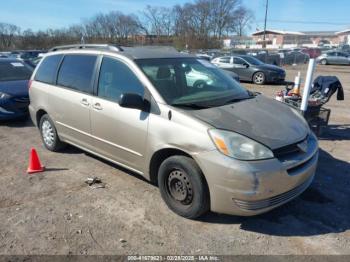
[27, 148, 45, 174]
[291, 72, 301, 96]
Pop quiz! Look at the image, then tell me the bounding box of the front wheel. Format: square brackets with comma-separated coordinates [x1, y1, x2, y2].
[253, 72, 266, 85]
[158, 156, 210, 219]
[39, 114, 66, 152]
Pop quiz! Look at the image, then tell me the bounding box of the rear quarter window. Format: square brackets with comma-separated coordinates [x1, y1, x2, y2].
[34, 54, 63, 84]
[219, 57, 231, 63]
[57, 54, 97, 94]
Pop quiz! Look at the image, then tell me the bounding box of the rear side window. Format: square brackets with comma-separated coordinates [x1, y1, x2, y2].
[98, 57, 144, 101]
[219, 57, 231, 63]
[57, 55, 97, 94]
[34, 55, 63, 84]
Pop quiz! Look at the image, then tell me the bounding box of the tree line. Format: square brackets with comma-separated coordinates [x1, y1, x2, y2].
[0, 0, 253, 51]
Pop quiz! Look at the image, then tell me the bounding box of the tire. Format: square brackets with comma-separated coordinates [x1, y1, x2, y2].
[253, 72, 266, 85]
[39, 114, 66, 152]
[320, 59, 328, 65]
[158, 155, 210, 219]
[193, 80, 206, 89]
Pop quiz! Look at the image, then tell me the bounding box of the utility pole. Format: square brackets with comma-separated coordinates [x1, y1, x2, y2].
[263, 0, 269, 48]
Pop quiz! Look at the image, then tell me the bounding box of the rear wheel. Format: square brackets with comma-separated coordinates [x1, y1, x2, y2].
[193, 80, 206, 89]
[39, 114, 66, 152]
[320, 59, 328, 65]
[253, 72, 266, 85]
[158, 156, 210, 219]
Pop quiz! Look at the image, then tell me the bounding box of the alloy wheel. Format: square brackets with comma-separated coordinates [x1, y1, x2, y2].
[254, 72, 265, 84]
[41, 120, 55, 147]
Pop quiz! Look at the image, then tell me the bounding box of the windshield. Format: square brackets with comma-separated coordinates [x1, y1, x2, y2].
[0, 61, 33, 81]
[136, 58, 249, 108]
[242, 56, 264, 66]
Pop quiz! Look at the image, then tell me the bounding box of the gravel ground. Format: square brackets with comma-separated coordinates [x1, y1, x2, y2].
[0, 64, 349, 255]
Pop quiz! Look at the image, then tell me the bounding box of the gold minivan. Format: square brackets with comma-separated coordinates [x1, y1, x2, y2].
[29, 45, 318, 218]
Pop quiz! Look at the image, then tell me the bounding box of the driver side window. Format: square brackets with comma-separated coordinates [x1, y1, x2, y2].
[98, 57, 144, 101]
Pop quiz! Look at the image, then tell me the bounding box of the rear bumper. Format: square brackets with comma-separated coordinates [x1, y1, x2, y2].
[195, 133, 318, 216]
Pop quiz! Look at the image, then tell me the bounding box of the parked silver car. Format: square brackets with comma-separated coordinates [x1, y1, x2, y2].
[29, 44, 318, 218]
[211, 55, 286, 85]
[317, 51, 350, 65]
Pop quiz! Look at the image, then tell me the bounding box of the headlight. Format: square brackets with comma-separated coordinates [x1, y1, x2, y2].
[0, 92, 10, 99]
[208, 129, 274, 160]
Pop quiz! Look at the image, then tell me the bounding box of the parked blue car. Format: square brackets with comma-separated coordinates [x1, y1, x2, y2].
[0, 59, 33, 120]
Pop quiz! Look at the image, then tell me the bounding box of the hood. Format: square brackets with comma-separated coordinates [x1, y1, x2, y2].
[187, 95, 308, 150]
[257, 64, 285, 72]
[0, 80, 29, 97]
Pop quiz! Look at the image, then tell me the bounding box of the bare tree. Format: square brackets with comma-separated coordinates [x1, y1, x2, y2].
[142, 5, 174, 37]
[232, 7, 254, 36]
[0, 23, 20, 49]
[0, 0, 254, 51]
[210, 0, 240, 39]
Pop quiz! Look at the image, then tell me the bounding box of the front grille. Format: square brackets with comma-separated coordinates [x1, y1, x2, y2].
[234, 176, 312, 211]
[273, 136, 308, 158]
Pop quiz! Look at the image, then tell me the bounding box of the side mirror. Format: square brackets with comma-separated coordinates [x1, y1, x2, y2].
[119, 93, 145, 111]
[243, 63, 249, 68]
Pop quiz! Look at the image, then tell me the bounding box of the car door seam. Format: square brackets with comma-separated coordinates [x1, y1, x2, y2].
[56, 121, 143, 157]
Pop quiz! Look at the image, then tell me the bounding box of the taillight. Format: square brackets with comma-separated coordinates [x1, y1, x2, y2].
[28, 79, 33, 89]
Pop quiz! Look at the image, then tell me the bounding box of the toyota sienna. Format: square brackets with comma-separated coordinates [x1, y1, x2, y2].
[29, 45, 319, 218]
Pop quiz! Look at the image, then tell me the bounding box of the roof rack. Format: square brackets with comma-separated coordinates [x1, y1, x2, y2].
[49, 44, 123, 52]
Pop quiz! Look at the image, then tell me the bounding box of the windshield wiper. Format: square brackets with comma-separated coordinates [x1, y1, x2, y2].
[171, 102, 211, 109]
[223, 95, 255, 105]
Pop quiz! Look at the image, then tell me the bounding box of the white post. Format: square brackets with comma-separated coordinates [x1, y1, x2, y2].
[300, 59, 316, 113]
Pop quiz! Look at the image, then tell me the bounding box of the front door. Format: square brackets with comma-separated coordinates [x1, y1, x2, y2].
[232, 57, 251, 81]
[336, 52, 349, 64]
[90, 56, 149, 172]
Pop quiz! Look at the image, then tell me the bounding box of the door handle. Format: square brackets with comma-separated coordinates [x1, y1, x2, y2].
[80, 98, 89, 106]
[92, 102, 103, 110]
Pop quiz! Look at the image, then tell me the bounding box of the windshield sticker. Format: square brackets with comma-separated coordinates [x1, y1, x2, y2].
[11, 62, 24, 67]
[197, 59, 216, 68]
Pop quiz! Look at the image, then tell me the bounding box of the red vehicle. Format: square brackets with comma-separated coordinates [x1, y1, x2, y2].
[302, 48, 322, 59]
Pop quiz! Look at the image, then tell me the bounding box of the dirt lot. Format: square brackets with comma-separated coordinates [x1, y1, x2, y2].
[0, 64, 349, 255]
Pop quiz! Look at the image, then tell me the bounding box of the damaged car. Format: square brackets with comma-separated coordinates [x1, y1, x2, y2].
[29, 45, 318, 218]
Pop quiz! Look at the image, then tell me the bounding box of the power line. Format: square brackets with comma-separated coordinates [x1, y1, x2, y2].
[257, 19, 349, 26]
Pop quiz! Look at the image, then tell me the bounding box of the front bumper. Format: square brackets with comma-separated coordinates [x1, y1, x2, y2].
[266, 72, 286, 83]
[195, 133, 318, 216]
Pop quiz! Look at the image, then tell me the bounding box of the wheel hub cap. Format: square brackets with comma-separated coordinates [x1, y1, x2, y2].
[255, 73, 264, 83]
[42, 120, 54, 147]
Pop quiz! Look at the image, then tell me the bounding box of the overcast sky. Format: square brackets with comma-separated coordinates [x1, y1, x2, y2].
[1, 0, 349, 33]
